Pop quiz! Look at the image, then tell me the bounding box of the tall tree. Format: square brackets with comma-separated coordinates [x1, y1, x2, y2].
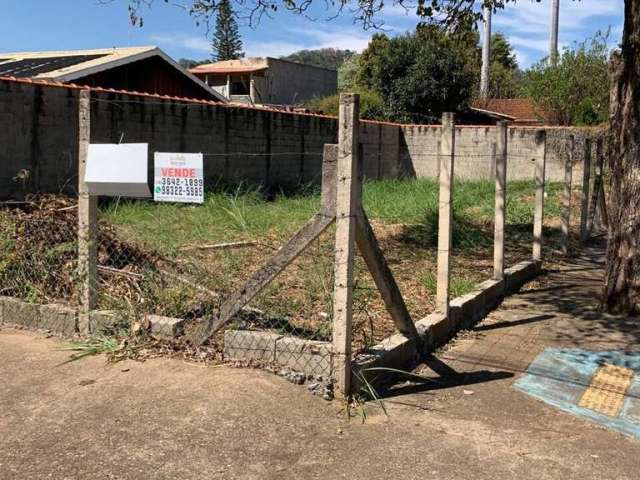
[491, 32, 518, 70]
[603, 0, 640, 313]
[357, 26, 477, 122]
[479, 32, 519, 99]
[520, 32, 610, 125]
[211, 0, 243, 61]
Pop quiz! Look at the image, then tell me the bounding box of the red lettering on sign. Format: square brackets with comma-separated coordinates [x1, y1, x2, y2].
[160, 167, 196, 178]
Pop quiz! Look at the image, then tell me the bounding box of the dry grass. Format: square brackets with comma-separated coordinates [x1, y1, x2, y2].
[0, 179, 574, 353]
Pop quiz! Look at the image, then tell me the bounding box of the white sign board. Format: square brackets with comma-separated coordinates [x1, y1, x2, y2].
[85, 143, 150, 197]
[154, 153, 204, 203]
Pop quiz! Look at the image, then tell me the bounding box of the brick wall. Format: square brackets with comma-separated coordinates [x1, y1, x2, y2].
[0, 78, 600, 200]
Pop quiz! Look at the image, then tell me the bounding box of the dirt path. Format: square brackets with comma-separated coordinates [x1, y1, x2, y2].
[1, 241, 639, 480]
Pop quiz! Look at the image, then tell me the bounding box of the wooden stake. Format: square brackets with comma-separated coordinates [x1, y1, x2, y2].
[561, 135, 574, 256]
[77, 89, 97, 334]
[587, 138, 604, 236]
[332, 93, 360, 398]
[579, 138, 592, 244]
[532, 131, 547, 261]
[493, 121, 507, 280]
[436, 113, 455, 316]
[597, 181, 609, 230]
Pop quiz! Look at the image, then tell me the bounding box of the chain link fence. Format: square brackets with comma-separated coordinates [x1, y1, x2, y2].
[0, 196, 78, 305]
[0, 142, 604, 396]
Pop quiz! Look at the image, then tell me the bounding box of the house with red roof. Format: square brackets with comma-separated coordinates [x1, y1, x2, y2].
[471, 98, 548, 126]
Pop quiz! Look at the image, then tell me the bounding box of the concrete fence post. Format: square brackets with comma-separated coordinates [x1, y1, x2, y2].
[493, 121, 508, 280]
[436, 113, 455, 317]
[77, 89, 98, 334]
[532, 131, 547, 261]
[589, 137, 609, 232]
[579, 137, 592, 244]
[332, 93, 360, 398]
[561, 135, 574, 256]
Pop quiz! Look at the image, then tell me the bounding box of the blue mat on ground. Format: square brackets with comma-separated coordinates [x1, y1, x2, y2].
[514, 348, 640, 439]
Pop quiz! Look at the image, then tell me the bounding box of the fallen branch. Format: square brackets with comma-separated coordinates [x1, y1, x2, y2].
[158, 269, 220, 298]
[0, 200, 37, 207]
[179, 240, 257, 251]
[55, 205, 77, 212]
[98, 265, 144, 279]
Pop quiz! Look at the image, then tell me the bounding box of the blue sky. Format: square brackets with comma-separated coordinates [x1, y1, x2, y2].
[0, 0, 624, 69]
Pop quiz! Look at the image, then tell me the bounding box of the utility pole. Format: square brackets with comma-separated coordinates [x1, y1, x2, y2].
[550, 0, 560, 66]
[480, 4, 492, 99]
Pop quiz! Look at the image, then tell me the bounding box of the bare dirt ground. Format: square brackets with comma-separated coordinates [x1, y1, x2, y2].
[2, 239, 639, 480]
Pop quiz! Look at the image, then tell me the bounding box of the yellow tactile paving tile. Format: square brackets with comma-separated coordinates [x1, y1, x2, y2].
[578, 363, 635, 417]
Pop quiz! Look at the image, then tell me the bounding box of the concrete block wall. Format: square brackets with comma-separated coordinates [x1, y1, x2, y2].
[0, 78, 599, 200]
[0, 81, 79, 198]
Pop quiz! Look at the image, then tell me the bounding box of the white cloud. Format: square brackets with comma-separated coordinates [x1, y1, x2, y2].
[491, 0, 624, 67]
[150, 34, 210, 53]
[243, 40, 311, 57]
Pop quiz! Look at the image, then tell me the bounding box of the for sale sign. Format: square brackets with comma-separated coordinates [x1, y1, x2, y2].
[154, 152, 204, 203]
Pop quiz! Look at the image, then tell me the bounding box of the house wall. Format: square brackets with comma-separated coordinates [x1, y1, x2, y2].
[265, 58, 338, 105]
[76, 56, 218, 101]
[0, 78, 598, 200]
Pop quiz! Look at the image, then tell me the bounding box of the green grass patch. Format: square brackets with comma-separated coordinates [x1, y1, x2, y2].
[420, 271, 478, 298]
[102, 184, 320, 254]
[103, 179, 563, 254]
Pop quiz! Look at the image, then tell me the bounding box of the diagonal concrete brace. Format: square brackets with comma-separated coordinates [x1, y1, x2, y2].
[355, 209, 420, 343]
[192, 145, 338, 346]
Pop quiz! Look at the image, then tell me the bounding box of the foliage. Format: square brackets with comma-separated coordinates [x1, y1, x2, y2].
[355, 25, 478, 122]
[281, 48, 355, 70]
[124, 1, 524, 31]
[104, 179, 565, 253]
[338, 53, 360, 91]
[519, 31, 611, 126]
[472, 32, 521, 99]
[306, 88, 385, 119]
[490, 32, 518, 70]
[211, 0, 244, 61]
[178, 58, 210, 70]
[486, 61, 521, 99]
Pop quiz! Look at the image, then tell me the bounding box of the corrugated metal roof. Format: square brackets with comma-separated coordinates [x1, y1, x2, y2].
[0, 54, 107, 78]
[0, 47, 157, 80]
[0, 46, 226, 102]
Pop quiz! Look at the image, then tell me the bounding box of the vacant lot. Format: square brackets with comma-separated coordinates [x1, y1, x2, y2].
[1, 179, 572, 353]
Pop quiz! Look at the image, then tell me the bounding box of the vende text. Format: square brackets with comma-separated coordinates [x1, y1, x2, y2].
[161, 168, 196, 178]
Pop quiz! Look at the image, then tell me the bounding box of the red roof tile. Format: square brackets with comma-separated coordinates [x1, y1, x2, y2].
[472, 98, 547, 124]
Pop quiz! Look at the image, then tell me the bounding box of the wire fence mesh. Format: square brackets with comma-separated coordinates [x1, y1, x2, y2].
[0, 196, 79, 305]
[0, 145, 603, 384]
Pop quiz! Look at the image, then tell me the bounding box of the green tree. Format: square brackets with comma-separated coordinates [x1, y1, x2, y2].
[356, 26, 477, 122]
[337, 54, 360, 91]
[211, 0, 244, 61]
[490, 32, 518, 70]
[178, 58, 209, 69]
[486, 62, 520, 98]
[483, 33, 520, 99]
[280, 48, 354, 70]
[520, 32, 610, 126]
[306, 87, 384, 119]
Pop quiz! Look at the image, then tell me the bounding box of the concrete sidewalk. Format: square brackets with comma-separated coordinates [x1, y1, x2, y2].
[1, 243, 639, 480]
